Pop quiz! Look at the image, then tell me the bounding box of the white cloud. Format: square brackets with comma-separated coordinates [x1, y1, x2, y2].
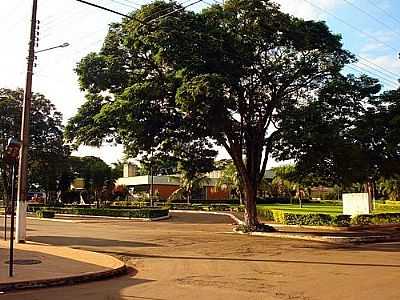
[72, 144, 125, 165]
[274, 0, 342, 20]
[359, 30, 398, 54]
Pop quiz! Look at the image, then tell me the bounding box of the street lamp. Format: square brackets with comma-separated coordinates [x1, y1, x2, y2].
[35, 42, 70, 54]
[3, 138, 21, 277]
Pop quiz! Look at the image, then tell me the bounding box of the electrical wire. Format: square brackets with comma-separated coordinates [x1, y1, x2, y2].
[366, 0, 400, 27]
[342, 0, 400, 40]
[302, 0, 399, 53]
[345, 65, 398, 89]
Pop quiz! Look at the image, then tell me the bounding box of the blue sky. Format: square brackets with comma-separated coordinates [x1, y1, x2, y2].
[0, 0, 399, 165]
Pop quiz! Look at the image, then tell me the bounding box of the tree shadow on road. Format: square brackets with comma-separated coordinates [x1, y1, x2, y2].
[96, 250, 400, 269]
[3, 267, 160, 300]
[341, 242, 400, 253]
[29, 236, 162, 248]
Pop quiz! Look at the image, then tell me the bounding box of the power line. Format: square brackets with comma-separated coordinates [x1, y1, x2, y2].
[345, 65, 398, 89]
[353, 61, 399, 85]
[356, 55, 399, 79]
[342, 0, 400, 40]
[302, 0, 399, 53]
[366, 0, 400, 27]
[142, 0, 195, 22]
[74, 0, 139, 21]
[106, 0, 139, 10]
[146, 0, 203, 24]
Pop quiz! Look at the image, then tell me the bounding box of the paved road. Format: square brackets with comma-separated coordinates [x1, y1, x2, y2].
[2, 212, 400, 300]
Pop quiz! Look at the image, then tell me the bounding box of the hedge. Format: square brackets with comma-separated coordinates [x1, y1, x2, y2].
[29, 207, 169, 219]
[385, 200, 400, 206]
[351, 213, 400, 225]
[257, 207, 400, 227]
[36, 210, 55, 218]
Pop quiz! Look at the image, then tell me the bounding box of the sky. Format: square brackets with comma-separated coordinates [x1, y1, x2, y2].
[1, 0, 399, 166]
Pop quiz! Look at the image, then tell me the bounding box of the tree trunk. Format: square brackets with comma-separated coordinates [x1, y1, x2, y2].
[243, 183, 258, 229]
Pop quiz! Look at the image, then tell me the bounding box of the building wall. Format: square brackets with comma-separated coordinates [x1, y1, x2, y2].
[149, 184, 229, 201]
[206, 186, 230, 201]
[123, 163, 138, 178]
[152, 184, 180, 200]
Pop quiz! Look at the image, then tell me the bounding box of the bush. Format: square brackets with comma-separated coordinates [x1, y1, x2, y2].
[235, 223, 276, 233]
[283, 213, 332, 226]
[256, 207, 274, 221]
[33, 207, 169, 219]
[351, 213, 400, 225]
[261, 210, 351, 227]
[36, 210, 55, 218]
[331, 215, 351, 227]
[384, 200, 400, 206]
[272, 210, 285, 223]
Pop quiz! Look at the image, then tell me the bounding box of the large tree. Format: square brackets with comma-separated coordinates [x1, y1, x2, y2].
[274, 76, 400, 198]
[66, 0, 353, 229]
[0, 88, 68, 204]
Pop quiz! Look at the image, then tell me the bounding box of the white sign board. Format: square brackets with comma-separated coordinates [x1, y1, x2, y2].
[342, 193, 371, 216]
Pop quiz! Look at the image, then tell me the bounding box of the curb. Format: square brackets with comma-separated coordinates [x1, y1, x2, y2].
[245, 231, 400, 244]
[0, 264, 128, 293]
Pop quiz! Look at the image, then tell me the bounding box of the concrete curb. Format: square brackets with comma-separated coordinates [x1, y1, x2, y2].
[27, 216, 79, 223]
[244, 231, 400, 244]
[0, 242, 129, 293]
[0, 264, 128, 293]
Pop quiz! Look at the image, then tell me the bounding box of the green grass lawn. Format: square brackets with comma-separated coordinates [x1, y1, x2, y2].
[257, 203, 400, 216]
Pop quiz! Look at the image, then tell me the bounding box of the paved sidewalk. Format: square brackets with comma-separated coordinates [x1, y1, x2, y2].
[0, 241, 126, 292]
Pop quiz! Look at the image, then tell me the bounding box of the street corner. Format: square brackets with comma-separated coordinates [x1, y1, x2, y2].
[0, 240, 128, 292]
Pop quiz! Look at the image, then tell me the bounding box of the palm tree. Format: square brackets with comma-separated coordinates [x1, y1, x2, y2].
[378, 175, 400, 201]
[168, 171, 210, 205]
[216, 162, 243, 204]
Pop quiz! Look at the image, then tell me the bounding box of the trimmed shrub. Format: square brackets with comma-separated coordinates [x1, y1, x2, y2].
[256, 207, 274, 221]
[351, 213, 400, 225]
[283, 213, 332, 226]
[272, 210, 285, 224]
[32, 207, 169, 219]
[265, 211, 351, 227]
[235, 223, 276, 233]
[331, 215, 351, 227]
[385, 200, 400, 206]
[36, 210, 55, 218]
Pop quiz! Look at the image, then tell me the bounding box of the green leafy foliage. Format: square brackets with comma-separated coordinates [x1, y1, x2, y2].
[31, 207, 169, 219]
[67, 0, 355, 227]
[351, 213, 400, 225]
[0, 88, 69, 203]
[378, 175, 400, 201]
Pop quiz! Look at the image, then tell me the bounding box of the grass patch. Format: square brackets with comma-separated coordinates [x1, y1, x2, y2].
[257, 203, 400, 217]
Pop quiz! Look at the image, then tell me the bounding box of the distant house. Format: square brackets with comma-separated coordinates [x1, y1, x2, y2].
[117, 163, 229, 201]
[117, 163, 276, 201]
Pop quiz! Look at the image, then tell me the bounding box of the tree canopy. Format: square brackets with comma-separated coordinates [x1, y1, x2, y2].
[66, 0, 362, 228]
[274, 77, 400, 188]
[0, 88, 68, 202]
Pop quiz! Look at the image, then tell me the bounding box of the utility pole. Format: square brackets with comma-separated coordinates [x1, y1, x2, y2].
[16, 0, 38, 243]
